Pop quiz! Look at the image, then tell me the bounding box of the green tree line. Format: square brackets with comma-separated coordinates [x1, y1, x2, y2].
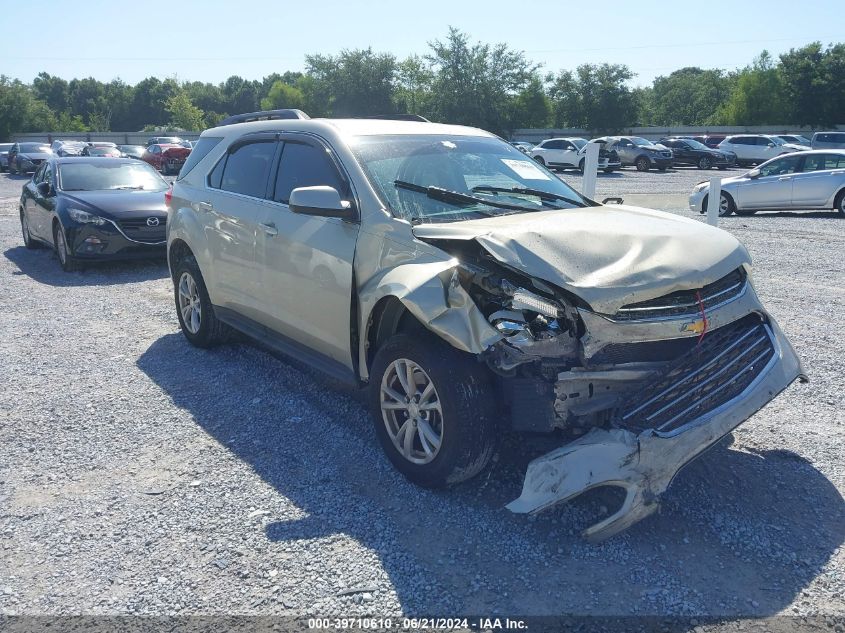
[1, 29, 843, 141]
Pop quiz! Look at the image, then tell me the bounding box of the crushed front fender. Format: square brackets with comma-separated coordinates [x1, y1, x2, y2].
[507, 313, 804, 541]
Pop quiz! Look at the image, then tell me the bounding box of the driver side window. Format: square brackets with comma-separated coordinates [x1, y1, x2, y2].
[759, 155, 801, 177]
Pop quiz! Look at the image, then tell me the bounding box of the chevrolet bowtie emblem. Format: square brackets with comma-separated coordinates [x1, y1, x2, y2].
[683, 319, 707, 335]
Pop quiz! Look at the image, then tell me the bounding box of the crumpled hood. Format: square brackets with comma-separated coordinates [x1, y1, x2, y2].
[412, 205, 750, 314]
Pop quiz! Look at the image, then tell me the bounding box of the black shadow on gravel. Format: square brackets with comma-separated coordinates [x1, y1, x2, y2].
[137, 333, 844, 616]
[4, 245, 168, 286]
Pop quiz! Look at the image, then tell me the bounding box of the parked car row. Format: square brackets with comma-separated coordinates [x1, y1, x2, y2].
[3, 138, 194, 176]
[514, 131, 845, 173]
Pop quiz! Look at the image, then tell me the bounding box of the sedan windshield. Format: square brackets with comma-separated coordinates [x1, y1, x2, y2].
[570, 139, 587, 150]
[685, 139, 710, 150]
[350, 135, 591, 224]
[58, 162, 168, 192]
[20, 143, 51, 153]
[768, 136, 786, 146]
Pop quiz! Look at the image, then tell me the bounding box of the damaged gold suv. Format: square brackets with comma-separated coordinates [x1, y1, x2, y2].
[166, 110, 803, 540]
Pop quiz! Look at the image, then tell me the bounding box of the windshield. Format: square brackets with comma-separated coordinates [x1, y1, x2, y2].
[685, 139, 709, 150]
[0, 144, 12, 151]
[88, 147, 119, 155]
[20, 143, 51, 153]
[631, 137, 654, 147]
[570, 139, 587, 150]
[768, 136, 786, 146]
[58, 162, 168, 192]
[349, 135, 590, 224]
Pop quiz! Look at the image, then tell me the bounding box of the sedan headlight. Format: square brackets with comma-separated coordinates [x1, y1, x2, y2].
[68, 208, 107, 225]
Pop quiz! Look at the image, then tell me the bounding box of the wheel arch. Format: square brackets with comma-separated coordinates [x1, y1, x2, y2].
[365, 296, 426, 376]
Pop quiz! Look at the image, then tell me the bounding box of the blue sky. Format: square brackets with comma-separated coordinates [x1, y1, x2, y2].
[2, 0, 842, 87]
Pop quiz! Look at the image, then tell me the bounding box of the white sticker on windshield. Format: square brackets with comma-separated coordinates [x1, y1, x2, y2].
[501, 159, 551, 180]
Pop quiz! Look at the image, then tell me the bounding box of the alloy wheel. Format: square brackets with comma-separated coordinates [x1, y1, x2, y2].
[699, 157, 712, 169]
[178, 272, 202, 334]
[55, 228, 67, 264]
[380, 358, 444, 465]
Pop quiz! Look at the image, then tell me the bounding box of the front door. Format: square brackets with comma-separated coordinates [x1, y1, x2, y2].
[737, 154, 802, 209]
[255, 136, 359, 368]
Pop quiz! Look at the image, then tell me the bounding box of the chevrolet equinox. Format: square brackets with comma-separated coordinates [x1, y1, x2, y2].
[166, 109, 803, 540]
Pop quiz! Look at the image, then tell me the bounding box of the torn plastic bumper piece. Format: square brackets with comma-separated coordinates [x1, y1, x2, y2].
[506, 315, 803, 541]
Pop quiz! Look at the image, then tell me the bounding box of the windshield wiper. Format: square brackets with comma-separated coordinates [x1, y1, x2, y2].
[394, 180, 539, 213]
[471, 184, 588, 208]
[112, 185, 144, 190]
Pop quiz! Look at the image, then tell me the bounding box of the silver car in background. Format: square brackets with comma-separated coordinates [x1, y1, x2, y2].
[689, 149, 845, 216]
[811, 131, 845, 150]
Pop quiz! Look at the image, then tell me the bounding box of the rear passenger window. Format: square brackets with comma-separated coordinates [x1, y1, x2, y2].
[272, 142, 347, 204]
[218, 141, 276, 198]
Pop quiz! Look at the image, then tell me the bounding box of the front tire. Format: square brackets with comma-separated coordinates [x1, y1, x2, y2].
[703, 192, 736, 217]
[173, 255, 229, 348]
[635, 156, 650, 172]
[53, 222, 79, 271]
[369, 333, 498, 488]
[698, 156, 712, 169]
[533, 156, 545, 166]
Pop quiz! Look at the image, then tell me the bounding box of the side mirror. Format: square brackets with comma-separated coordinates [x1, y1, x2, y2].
[748, 168, 761, 179]
[767, 143, 775, 147]
[289, 186, 355, 220]
[36, 181, 52, 196]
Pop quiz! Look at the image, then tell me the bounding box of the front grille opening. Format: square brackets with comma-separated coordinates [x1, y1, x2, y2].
[614, 268, 746, 321]
[612, 314, 775, 435]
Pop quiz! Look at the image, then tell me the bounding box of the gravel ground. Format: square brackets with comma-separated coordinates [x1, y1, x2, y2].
[1, 167, 843, 624]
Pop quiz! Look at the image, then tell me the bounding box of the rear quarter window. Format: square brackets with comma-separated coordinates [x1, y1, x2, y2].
[177, 137, 222, 180]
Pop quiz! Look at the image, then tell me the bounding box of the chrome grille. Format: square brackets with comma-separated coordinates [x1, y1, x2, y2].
[613, 268, 746, 321]
[613, 315, 775, 435]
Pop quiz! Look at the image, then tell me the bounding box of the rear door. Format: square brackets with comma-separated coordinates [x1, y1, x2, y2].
[201, 134, 279, 319]
[255, 135, 359, 368]
[792, 153, 845, 208]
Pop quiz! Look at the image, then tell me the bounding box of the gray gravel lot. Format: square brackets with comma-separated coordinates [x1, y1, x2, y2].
[1, 166, 843, 622]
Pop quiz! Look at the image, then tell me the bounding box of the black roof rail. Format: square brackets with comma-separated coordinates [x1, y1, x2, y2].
[217, 109, 310, 126]
[361, 114, 430, 122]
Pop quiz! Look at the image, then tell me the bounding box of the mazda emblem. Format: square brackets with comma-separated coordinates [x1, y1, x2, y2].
[146, 217, 160, 227]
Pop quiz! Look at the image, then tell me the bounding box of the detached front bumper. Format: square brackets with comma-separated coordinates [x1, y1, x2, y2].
[507, 314, 803, 541]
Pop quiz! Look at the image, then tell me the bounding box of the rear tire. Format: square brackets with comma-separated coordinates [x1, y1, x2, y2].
[635, 156, 650, 172]
[20, 210, 38, 249]
[369, 333, 498, 488]
[173, 255, 230, 348]
[834, 189, 845, 217]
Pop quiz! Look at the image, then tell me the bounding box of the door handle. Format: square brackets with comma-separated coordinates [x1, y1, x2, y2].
[777, 176, 791, 181]
[259, 222, 278, 236]
[197, 201, 213, 212]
